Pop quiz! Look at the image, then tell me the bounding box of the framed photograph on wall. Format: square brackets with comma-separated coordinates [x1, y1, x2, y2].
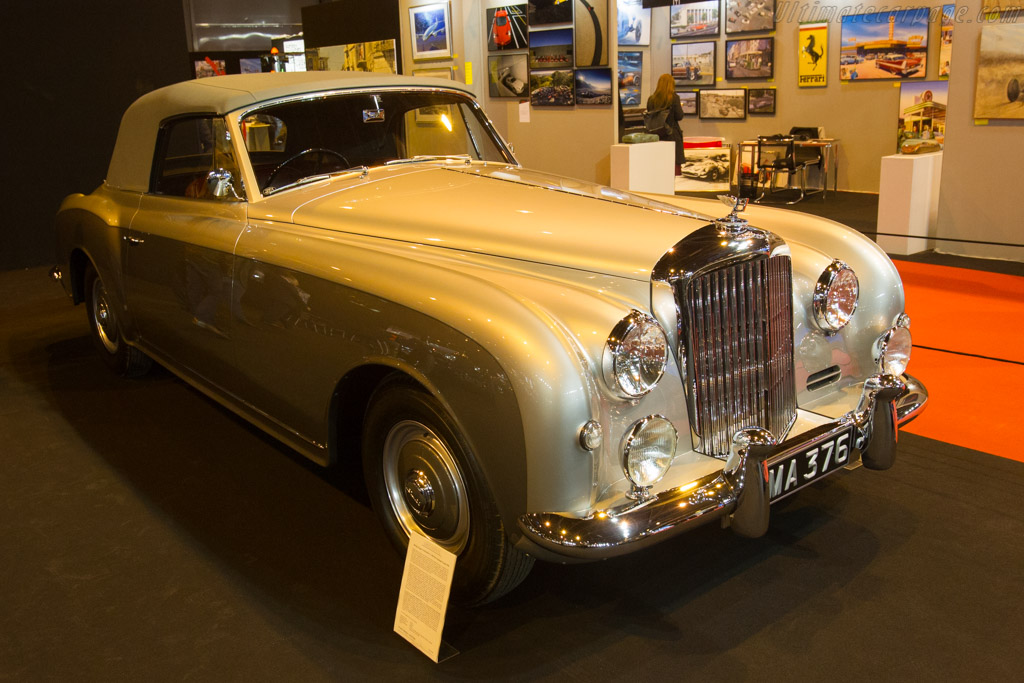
[574, 0, 609, 67]
[409, 2, 452, 61]
[672, 41, 716, 88]
[725, 37, 774, 79]
[938, 4, 954, 77]
[973, 23, 1024, 119]
[670, 0, 719, 39]
[698, 88, 747, 119]
[412, 66, 455, 80]
[529, 28, 574, 69]
[898, 81, 947, 151]
[529, 0, 573, 25]
[839, 9, 929, 80]
[677, 90, 698, 116]
[487, 4, 528, 52]
[530, 68, 575, 106]
[617, 0, 651, 46]
[725, 0, 775, 34]
[618, 50, 642, 107]
[747, 87, 776, 114]
[487, 54, 529, 98]
[575, 67, 613, 105]
[798, 22, 828, 87]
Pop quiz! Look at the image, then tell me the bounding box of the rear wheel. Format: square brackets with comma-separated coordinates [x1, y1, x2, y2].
[84, 263, 151, 377]
[362, 376, 533, 605]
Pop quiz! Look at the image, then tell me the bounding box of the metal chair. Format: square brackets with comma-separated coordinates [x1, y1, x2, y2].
[756, 136, 813, 204]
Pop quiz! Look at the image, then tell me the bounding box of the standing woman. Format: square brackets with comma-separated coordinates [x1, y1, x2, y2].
[646, 73, 685, 174]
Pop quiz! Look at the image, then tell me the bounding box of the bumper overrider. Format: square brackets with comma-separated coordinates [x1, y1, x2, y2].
[519, 373, 927, 560]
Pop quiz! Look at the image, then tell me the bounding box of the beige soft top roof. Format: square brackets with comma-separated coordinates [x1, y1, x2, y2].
[106, 71, 474, 193]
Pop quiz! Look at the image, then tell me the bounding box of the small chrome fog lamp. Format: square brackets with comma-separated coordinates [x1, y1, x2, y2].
[813, 260, 859, 333]
[603, 311, 668, 399]
[875, 316, 912, 376]
[622, 415, 677, 496]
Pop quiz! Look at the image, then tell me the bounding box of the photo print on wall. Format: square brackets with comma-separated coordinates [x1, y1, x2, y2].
[938, 4, 954, 77]
[617, 0, 651, 46]
[973, 22, 1024, 120]
[530, 68, 575, 105]
[574, 0, 609, 67]
[487, 4, 529, 52]
[618, 50, 642, 107]
[677, 90, 698, 115]
[529, 27, 574, 69]
[487, 54, 529, 97]
[839, 9, 929, 81]
[725, 0, 775, 35]
[725, 37, 774, 80]
[898, 81, 947, 151]
[672, 41, 716, 87]
[698, 88, 747, 119]
[670, 0, 719, 39]
[747, 87, 776, 114]
[798, 22, 828, 87]
[409, 2, 452, 61]
[575, 67, 613, 104]
[529, 0, 573, 26]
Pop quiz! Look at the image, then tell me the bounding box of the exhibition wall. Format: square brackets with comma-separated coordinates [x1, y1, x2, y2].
[932, 0, 1024, 261]
[403, 0, 1020, 261]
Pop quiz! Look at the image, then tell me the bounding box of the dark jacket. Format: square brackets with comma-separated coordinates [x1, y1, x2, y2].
[646, 93, 685, 164]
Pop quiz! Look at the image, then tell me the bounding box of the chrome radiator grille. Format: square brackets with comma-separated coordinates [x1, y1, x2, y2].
[682, 255, 796, 457]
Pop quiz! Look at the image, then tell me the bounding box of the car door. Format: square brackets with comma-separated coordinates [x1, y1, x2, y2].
[124, 115, 247, 386]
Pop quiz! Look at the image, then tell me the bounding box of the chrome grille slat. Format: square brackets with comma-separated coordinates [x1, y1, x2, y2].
[683, 255, 796, 457]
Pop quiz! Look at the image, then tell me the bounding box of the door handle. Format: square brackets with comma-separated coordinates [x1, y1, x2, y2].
[126, 236, 145, 245]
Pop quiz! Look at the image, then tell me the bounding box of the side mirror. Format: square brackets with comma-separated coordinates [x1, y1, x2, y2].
[206, 169, 240, 199]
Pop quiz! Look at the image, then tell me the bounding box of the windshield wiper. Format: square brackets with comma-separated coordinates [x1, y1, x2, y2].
[385, 155, 473, 166]
[262, 166, 369, 196]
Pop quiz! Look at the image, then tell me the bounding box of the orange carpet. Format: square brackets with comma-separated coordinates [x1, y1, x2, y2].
[893, 261, 1024, 462]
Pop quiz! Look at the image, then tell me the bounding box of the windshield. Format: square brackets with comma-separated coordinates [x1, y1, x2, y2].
[239, 90, 514, 195]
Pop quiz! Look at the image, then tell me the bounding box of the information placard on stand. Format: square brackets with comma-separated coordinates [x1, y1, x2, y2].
[394, 532, 459, 663]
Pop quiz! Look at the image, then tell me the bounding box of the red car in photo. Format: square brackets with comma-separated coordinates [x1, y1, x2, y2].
[492, 9, 511, 48]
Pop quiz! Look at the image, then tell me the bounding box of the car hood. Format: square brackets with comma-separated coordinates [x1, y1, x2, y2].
[254, 164, 718, 282]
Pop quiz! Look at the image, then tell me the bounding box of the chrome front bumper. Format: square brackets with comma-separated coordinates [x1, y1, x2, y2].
[518, 373, 927, 560]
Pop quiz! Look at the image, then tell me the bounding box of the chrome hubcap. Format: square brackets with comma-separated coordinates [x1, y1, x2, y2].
[382, 420, 469, 554]
[91, 279, 119, 354]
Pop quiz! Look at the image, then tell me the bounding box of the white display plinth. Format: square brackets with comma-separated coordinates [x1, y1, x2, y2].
[876, 151, 942, 255]
[610, 142, 675, 195]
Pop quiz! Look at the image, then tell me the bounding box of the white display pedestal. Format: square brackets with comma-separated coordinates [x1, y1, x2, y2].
[610, 141, 675, 195]
[876, 151, 942, 255]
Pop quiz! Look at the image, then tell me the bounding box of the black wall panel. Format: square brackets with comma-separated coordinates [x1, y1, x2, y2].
[6, 0, 190, 271]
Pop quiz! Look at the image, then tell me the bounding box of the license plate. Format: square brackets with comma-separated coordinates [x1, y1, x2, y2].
[768, 425, 855, 502]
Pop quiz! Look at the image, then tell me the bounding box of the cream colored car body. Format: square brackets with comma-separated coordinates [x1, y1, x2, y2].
[54, 73, 920, 571]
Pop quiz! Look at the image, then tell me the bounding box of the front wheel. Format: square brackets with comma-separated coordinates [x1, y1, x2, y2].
[84, 263, 151, 377]
[362, 376, 533, 605]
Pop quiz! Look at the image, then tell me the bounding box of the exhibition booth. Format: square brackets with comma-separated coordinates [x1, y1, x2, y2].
[3, 0, 1024, 678]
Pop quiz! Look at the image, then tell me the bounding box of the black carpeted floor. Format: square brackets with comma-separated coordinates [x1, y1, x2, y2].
[3, 266, 1023, 681]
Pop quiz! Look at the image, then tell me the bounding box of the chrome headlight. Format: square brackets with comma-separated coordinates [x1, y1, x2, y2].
[876, 315, 912, 375]
[623, 415, 677, 490]
[813, 260, 859, 333]
[602, 311, 668, 398]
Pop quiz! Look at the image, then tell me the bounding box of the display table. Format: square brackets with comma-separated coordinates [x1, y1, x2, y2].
[610, 141, 675, 195]
[876, 151, 942, 255]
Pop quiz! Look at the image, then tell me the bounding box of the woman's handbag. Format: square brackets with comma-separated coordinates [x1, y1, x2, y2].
[643, 108, 671, 137]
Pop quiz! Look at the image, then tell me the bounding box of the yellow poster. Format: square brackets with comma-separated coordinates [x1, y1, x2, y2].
[798, 22, 828, 87]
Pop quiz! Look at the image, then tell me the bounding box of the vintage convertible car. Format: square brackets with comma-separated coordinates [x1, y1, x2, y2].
[52, 72, 927, 605]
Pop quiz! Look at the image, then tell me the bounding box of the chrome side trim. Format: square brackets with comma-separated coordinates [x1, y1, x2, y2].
[518, 373, 915, 560]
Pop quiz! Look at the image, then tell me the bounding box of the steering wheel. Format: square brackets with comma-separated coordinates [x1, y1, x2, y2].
[265, 147, 351, 189]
